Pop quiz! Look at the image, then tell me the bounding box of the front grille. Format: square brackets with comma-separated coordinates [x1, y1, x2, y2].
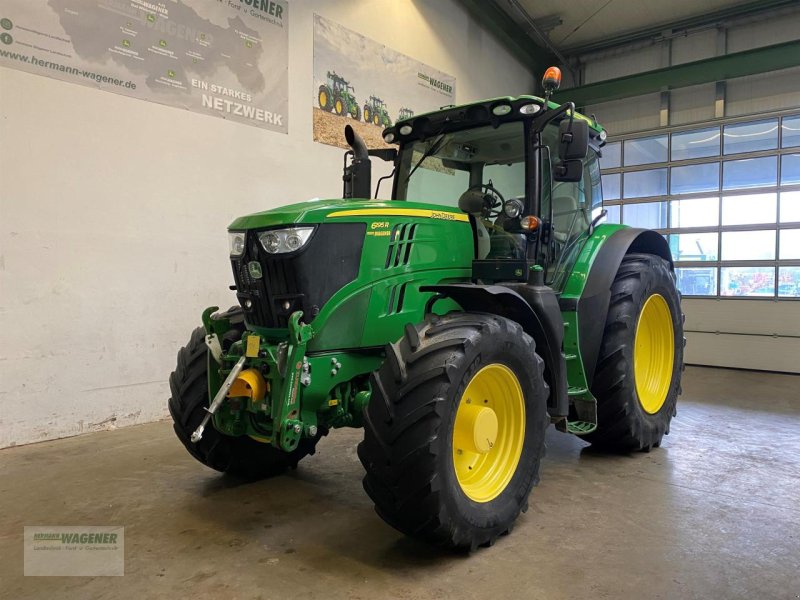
[231, 223, 366, 328]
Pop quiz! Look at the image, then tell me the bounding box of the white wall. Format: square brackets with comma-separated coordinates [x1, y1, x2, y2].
[0, 0, 536, 448]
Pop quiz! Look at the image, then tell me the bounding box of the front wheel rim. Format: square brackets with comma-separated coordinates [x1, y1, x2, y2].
[452, 364, 525, 503]
[634, 293, 675, 414]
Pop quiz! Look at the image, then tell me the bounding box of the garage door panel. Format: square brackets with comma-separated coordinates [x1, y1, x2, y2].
[683, 299, 800, 337]
[685, 331, 800, 373]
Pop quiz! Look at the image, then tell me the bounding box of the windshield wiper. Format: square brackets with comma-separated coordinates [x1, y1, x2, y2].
[402, 133, 447, 185]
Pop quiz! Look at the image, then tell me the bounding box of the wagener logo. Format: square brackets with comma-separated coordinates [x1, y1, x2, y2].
[240, 0, 284, 19]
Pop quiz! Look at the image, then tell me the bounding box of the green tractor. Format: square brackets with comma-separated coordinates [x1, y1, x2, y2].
[397, 107, 414, 122]
[363, 95, 392, 127]
[170, 68, 684, 551]
[318, 71, 361, 120]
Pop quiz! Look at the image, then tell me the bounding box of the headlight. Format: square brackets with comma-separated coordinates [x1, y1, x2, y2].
[228, 231, 246, 257]
[491, 103, 512, 116]
[504, 199, 523, 219]
[258, 227, 314, 254]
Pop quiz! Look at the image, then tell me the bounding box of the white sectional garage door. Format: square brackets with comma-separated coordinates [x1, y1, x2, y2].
[599, 111, 800, 373]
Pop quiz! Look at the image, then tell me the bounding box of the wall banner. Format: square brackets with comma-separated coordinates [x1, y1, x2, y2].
[0, 0, 289, 133]
[313, 14, 456, 149]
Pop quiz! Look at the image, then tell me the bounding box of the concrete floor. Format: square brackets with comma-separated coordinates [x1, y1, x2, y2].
[1, 366, 799, 600]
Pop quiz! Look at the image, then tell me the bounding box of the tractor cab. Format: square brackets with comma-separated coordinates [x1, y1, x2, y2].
[382, 89, 605, 290]
[327, 71, 352, 95]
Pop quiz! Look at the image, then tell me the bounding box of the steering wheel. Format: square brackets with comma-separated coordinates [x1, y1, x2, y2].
[465, 182, 506, 218]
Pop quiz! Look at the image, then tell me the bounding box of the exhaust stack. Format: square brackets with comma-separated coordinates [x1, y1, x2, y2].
[342, 125, 371, 199]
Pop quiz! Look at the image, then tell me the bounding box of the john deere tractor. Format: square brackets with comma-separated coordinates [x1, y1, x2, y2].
[318, 71, 360, 120]
[397, 107, 415, 122]
[170, 68, 684, 550]
[363, 95, 392, 127]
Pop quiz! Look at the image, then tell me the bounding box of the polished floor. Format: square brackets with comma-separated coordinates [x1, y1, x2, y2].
[1, 366, 798, 599]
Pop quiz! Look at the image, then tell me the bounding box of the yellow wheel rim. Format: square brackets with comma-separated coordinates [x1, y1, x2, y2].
[452, 364, 525, 503]
[319, 91, 327, 106]
[335, 100, 343, 114]
[634, 293, 675, 414]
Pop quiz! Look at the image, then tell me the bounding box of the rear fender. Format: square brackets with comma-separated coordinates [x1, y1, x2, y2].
[568, 228, 673, 386]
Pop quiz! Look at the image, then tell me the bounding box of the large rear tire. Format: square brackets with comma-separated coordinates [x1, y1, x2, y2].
[168, 312, 324, 478]
[359, 313, 549, 550]
[584, 253, 684, 451]
[317, 85, 331, 111]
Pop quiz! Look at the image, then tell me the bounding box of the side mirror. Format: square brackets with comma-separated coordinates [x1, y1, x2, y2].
[553, 159, 583, 182]
[558, 119, 589, 161]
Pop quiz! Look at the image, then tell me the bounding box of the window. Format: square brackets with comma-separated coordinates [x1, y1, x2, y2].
[778, 266, 800, 297]
[723, 119, 778, 154]
[624, 135, 668, 166]
[781, 190, 800, 223]
[781, 154, 800, 185]
[721, 230, 776, 261]
[671, 163, 719, 194]
[723, 156, 777, 190]
[781, 115, 800, 148]
[602, 113, 800, 298]
[671, 127, 720, 161]
[603, 173, 620, 200]
[721, 193, 776, 225]
[669, 233, 718, 261]
[601, 142, 621, 169]
[780, 229, 800, 260]
[721, 266, 775, 297]
[670, 197, 719, 228]
[675, 267, 718, 296]
[623, 169, 667, 198]
[604, 204, 620, 224]
[396, 122, 524, 209]
[623, 202, 667, 229]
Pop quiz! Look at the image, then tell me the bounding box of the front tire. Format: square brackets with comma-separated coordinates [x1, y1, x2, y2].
[333, 95, 344, 116]
[358, 313, 549, 550]
[168, 318, 324, 478]
[584, 253, 684, 451]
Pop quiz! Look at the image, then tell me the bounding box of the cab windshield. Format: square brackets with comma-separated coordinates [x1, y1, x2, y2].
[393, 122, 526, 210]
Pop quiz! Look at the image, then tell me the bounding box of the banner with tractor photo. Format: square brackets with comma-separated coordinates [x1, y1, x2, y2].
[312, 14, 456, 149]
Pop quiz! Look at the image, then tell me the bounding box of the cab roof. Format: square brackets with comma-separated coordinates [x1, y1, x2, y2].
[384, 95, 606, 146]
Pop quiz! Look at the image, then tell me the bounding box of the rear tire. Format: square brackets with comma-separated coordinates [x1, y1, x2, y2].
[363, 105, 371, 123]
[168, 315, 324, 478]
[584, 253, 684, 451]
[317, 85, 331, 111]
[359, 313, 549, 550]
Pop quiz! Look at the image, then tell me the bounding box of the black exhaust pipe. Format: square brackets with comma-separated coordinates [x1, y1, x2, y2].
[342, 124, 371, 199]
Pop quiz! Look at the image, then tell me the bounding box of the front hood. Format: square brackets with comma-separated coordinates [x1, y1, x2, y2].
[228, 198, 467, 230]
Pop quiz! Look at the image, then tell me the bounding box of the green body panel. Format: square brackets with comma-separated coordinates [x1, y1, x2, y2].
[557, 223, 628, 432]
[230, 199, 472, 350]
[217, 198, 473, 448]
